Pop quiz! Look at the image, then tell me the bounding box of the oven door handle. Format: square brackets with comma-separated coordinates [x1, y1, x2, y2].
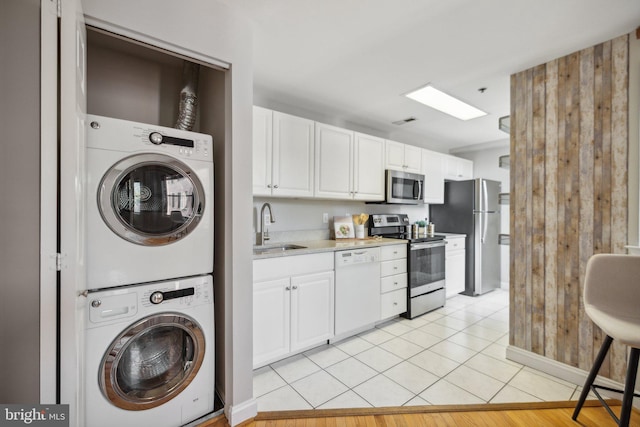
[410, 241, 445, 250]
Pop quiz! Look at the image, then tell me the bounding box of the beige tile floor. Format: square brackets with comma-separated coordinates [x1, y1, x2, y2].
[253, 289, 589, 411]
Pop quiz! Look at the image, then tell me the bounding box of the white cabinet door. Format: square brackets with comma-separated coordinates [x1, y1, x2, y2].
[253, 277, 291, 367]
[385, 140, 422, 174]
[444, 155, 474, 181]
[273, 111, 315, 197]
[290, 271, 334, 352]
[380, 289, 407, 319]
[445, 237, 466, 297]
[458, 158, 473, 180]
[353, 133, 385, 201]
[422, 149, 445, 204]
[252, 106, 273, 196]
[315, 126, 384, 201]
[403, 144, 422, 173]
[385, 140, 406, 171]
[315, 123, 353, 199]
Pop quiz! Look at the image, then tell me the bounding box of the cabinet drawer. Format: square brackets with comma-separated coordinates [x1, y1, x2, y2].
[380, 288, 407, 319]
[381, 259, 406, 276]
[254, 252, 334, 282]
[445, 237, 465, 252]
[380, 244, 407, 261]
[380, 274, 407, 293]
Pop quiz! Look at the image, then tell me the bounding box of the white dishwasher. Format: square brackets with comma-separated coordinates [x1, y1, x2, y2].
[334, 247, 381, 337]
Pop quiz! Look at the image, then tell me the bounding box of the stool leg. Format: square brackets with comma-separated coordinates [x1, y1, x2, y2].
[573, 335, 614, 420]
[619, 347, 640, 427]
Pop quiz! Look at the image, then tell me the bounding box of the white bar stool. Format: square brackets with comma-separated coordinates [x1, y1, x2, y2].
[572, 254, 640, 426]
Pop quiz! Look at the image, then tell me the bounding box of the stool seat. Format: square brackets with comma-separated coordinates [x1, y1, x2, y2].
[585, 306, 640, 348]
[573, 253, 640, 427]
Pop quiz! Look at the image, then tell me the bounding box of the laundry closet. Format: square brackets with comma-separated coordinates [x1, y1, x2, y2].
[45, 1, 255, 426]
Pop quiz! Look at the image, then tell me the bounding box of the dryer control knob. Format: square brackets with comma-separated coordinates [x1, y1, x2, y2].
[91, 300, 101, 308]
[149, 132, 164, 145]
[150, 291, 164, 304]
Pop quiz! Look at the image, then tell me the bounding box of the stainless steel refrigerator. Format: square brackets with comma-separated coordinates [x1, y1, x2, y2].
[430, 178, 501, 296]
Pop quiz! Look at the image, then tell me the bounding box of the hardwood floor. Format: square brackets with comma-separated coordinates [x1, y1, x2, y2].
[199, 400, 640, 426]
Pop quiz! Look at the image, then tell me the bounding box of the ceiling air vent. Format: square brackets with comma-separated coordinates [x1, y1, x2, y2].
[392, 117, 417, 126]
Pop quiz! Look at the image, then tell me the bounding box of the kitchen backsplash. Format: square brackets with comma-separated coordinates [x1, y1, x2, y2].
[253, 197, 431, 243]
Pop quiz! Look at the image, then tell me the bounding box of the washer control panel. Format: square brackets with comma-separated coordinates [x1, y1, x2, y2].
[87, 275, 213, 326]
[141, 280, 211, 308]
[86, 114, 212, 161]
[149, 287, 195, 304]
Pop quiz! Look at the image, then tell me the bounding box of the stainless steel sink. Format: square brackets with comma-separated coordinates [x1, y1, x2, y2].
[253, 244, 307, 255]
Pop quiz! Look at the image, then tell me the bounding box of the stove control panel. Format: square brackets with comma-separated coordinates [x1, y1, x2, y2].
[370, 214, 410, 227]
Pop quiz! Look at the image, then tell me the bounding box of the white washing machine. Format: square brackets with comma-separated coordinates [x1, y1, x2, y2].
[86, 115, 214, 290]
[84, 275, 214, 427]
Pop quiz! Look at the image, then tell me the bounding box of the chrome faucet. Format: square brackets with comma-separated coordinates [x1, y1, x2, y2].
[258, 203, 276, 245]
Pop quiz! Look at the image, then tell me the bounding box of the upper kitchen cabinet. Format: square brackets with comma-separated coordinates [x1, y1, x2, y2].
[314, 123, 353, 199]
[253, 106, 274, 196]
[422, 149, 445, 204]
[314, 123, 384, 200]
[385, 140, 422, 173]
[444, 155, 473, 181]
[253, 108, 315, 197]
[353, 133, 385, 200]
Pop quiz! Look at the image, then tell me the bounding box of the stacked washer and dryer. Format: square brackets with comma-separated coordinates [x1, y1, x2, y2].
[83, 115, 215, 427]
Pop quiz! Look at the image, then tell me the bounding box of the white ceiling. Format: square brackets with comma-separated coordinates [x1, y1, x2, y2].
[218, 0, 640, 153]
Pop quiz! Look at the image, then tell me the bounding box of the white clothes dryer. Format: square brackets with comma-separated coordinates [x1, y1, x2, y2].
[84, 275, 214, 427]
[86, 115, 214, 290]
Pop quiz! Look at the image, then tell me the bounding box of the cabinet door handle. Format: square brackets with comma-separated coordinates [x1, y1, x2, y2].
[292, 285, 298, 290]
[267, 184, 272, 188]
[285, 286, 291, 291]
[393, 302, 398, 306]
[273, 184, 279, 189]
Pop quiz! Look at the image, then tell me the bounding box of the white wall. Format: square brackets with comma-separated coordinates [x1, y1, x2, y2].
[455, 142, 510, 288]
[0, 0, 42, 403]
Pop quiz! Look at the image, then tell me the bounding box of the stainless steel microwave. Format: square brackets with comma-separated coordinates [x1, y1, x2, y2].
[385, 170, 424, 204]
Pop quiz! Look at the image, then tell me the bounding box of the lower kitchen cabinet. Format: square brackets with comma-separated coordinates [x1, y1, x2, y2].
[445, 236, 466, 297]
[253, 253, 334, 368]
[380, 244, 408, 320]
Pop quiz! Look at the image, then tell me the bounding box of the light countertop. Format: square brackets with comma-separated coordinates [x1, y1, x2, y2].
[253, 237, 407, 260]
[438, 233, 467, 239]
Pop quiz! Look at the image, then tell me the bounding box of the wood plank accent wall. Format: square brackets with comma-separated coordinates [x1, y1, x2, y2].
[509, 34, 629, 382]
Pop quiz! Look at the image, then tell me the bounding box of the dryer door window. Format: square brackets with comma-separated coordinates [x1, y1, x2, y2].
[99, 313, 206, 411]
[98, 153, 206, 246]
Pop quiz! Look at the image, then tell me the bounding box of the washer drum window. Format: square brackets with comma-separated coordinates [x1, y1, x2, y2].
[99, 313, 206, 411]
[98, 153, 205, 246]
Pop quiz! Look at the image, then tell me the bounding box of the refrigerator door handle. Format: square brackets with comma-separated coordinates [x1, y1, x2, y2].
[482, 179, 488, 212]
[481, 212, 488, 244]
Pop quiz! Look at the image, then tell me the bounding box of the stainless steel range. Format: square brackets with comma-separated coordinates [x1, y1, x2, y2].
[369, 214, 446, 319]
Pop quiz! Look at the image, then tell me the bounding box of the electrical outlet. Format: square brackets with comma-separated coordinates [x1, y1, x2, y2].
[322, 213, 329, 224]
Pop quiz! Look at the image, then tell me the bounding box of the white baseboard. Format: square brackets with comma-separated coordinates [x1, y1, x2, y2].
[225, 398, 258, 426]
[506, 345, 639, 406]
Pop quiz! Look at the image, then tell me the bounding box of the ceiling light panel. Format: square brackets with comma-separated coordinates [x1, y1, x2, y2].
[405, 84, 487, 120]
